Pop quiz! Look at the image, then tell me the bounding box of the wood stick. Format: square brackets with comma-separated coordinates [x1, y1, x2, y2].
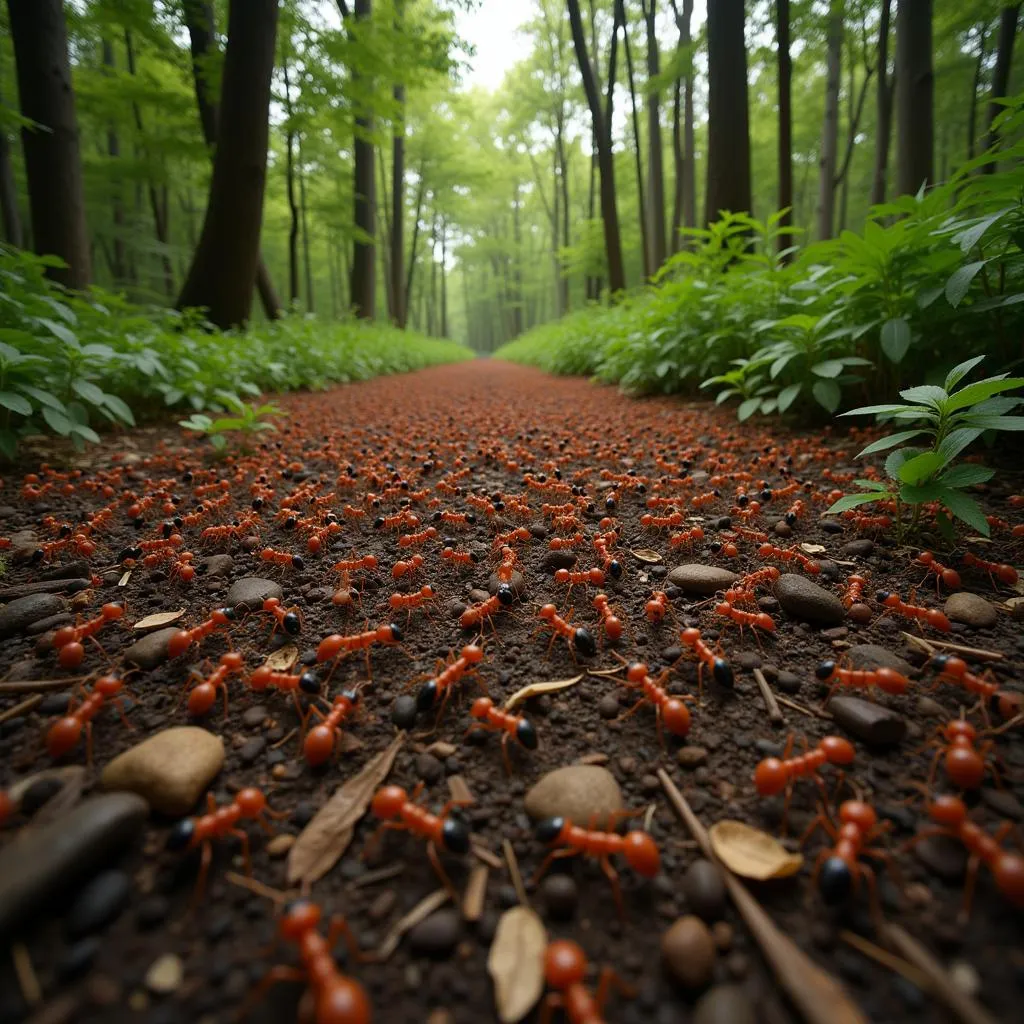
[838, 929, 932, 992]
[370, 888, 449, 962]
[657, 768, 866, 1024]
[11, 943, 42, 1006]
[224, 871, 292, 905]
[503, 838, 530, 908]
[0, 677, 91, 695]
[347, 862, 404, 889]
[776, 693, 830, 719]
[753, 667, 784, 726]
[0, 694, 42, 724]
[463, 863, 488, 922]
[881, 924, 997, 1024]
[901, 632, 1004, 662]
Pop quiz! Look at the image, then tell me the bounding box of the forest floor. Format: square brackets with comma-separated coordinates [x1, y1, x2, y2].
[1, 361, 1023, 1024]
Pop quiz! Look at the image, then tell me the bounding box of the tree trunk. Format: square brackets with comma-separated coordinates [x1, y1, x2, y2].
[669, 0, 694, 253]
[391, 0, 406, 325]
[6, 0, 91, 288]
[642, 0, 666, 271]
[0, 113, 22, 248]
[620, 0, 650, 279]
[177, 0, 280, 328]
[896, 0, 933, 196]
[440, 218, 448, 338]
[183, 0, 280, 319]
[282, 61, 299, 305]
[966, 27, 986, 163]
[704, 0, 751, 224]
[556, 108, 571, 313]
[404, 168, 426, 321]
[377, 147, 394, 320]
[816, 1, 842, 242]
[350, 0, 375, 320]
[681, 0, 695, 232]
[870, 0, 893, 205]
[568, 0, 625, 295]
[984, 4, 1021, 171]
[512, 192, 523, 337]
[298, 139, 313, 313]
[835, 25, 874, 230]
[100, 39, 125, 280]
[776, 0, 792, 259]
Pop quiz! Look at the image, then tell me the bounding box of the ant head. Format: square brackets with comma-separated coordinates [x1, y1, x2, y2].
[875, 668, 908, 695]
[623, 831, 660, 876]
[416, 679, 438, 711]
[925, 609, 951, 632]
[462, 644, 484, 664]
[945, 719, 976, 742]
[535, 817, 566, 844]
[627, 662, 648, 684]
[516, 717, 539, 750]
[573, 627, 597, 658]
[544, 940, 588, 990]
[539, 604, 557, 621]
[340, 688, 360, 707]
[680, 627, 700, 646]
[280, 900, 321, 939]
[918, 551, 935, 565]
[470, 696, 493, 718]
[815, 660, 836, 681]
[94, 675, 122, 698]
[839, 800, 877, 831]
[441, 816, 470, 854]
[420, 585, 434, 599]
[102, 603, 125, 620]
[588, 568, 605, 584]
[262, 597, 281, 611]
[373, 516, 385, 529]
[755, 613, 776, 632]
[820, 736, 855, 765]
[166, 817, 196, 852]
[754, 758, 787, 796]
[928, 794, 967, 828]
[496, 583, 515, 606]
[714, 602, 731, 616]
[371, 785, 407, 820]
[236, 788, 266, 816]
[386, 623, 403, 643]
[818, 856, 853, 905]
[875, 590, 892, 604]
[298, 671, 320, 695]
[221, 652, 244, 672]
[554, 568, 569, 583]
[712, 658, 733, 687]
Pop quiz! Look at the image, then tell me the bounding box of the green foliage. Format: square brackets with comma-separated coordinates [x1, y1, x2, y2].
[0, 246, 472, 461]
[826, 357, 1024, 539]
[179, 397, 284, 453]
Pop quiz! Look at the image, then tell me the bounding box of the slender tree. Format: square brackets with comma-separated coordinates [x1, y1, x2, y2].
[704, 0, 751, 223]
[966, 25, 987, 163]
[392, 0, 406, 325]
[895, 0, 933, 196]
[346, 0, 376, 319]
[620, 0, 650, 279]
[101, 38, 125, 280]
[984, 3, 1021, 171]
[298, 136, 313, 312]
[816, 1, 842, 241]
[177, 0, 280, 327]
[641, 0, 666, 271]
[776, 0, 792, 259]
[567, 0, 625, 295]
[6, 0, 92, 288]
[870, 0, 893, 204]
[282, 59, 300, 305]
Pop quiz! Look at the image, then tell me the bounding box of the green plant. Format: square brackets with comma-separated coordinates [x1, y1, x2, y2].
[826, 356, 1024, 538]
[179, 397, 285, 451]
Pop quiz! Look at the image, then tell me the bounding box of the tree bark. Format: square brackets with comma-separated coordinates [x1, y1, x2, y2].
[0, 117, 22, 248]
[298, 141, 313, 313]
[177, 0, 280, 328]
[6, 0, 91, 288]
[349, 0, 376, 319]
[377, 146, 394, 320]
[776, 0, 792, 259]
[183, 0, 280, 319]
[704, 0, 751, 224]
[984, 4, 1021, 171]
[282, 59, 300, 305]
[98, 38, 125, 280]
[642, 0, 666, 271]
[440, 218, 448, 338]
[966, 27, 986, 163]
[870, 0, 893, 205]
[568, 0, 625, 296]
[835, 22, 874, 230]
[620, 0, 650, 279]
[896, 0, 933, 196]
[816, 1, 842, 242]
[668, 0, 695, 252]
[391, 0, 406, 325]
[405, 167, 426, 319]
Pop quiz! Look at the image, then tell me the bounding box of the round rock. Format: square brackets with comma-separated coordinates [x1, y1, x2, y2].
[146, 953, 184, 994]
[66, 870, 131, 937]
[391, 695, 418, 730]
[226, 577, 283, 611]
[944, 592, 998, 629]
[123, 627, 179, 670]
[407, 908, 461, 958]
[677, 746, 708, 769]
[667, 565, 739, 597]
[775, 574, 845, 626]
[524, 765, 623, 828]
[661, 915, 716, 989]
[541, 874, 578, 920]
[0, 593, 64, 639]
[694, 984, 756, 1024]
[847, 644, 914, 678]
[682, 860, 727, 921]
[101, 727, 224, 815]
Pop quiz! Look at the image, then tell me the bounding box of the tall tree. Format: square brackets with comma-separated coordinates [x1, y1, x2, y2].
[391, 0, 406, 325]
[704, 0, 751, 223]
[984, 3, 1021, 171]
[282, 59, 300, 305]
[668, 0, 695, 250]
[966, 25, 987, 163]
[895, 0, 933, 195]
[567, 0, 625, 295]
[100, 38, 125, 281]
[182, 0, 281, 319]
[641, 0, 666, 271]
[177, 0, 280, 327]
[776, 0, 792, 259]
[6, 0, 92, 288]
[870, 0, 893, 204]
[816, 1, 843, 241]
[620, 0, 650, 279]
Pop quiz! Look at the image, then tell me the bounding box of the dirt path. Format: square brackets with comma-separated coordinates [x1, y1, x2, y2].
[1, 361, 1023, 1024]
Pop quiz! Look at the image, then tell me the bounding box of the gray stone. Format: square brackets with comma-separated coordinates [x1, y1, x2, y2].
[541, 550, 577, 572]
[667, 565, 738, 597]
[26, 612, 73, 636]
[226, 577, 283, 611]
[238, 736, 266, 765]
[198, 554, 234, 579]
[0, 578, 91, 600]
[694, 985, 757, 1024]
[0, 593, 64, 639]
[415, 753, 444, 783]
[242, 705, 270, 729]
[944, 592, 998, 629]
[827, 696, 906, 746]
[488, 570, 526, 599]
[841, 539, 875, 557]
[775, 574, 845, 626]
[525, 765, 623, 828]
[682, 860, 727, 921]
[123, 627, 179, 670]
[407, 908, 461, 958]
[66, 870, 131, 937]
[914, 836, 967, 881]
[847, 644, 914, 678]
[0, 793, 147, 939]
[541, 874, 578, 920]
[391, 695, 418, 730]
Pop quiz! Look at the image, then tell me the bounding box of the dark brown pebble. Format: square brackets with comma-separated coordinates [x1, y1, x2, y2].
[981, 788, 1023, 820]
[392, 695, 418, 729]
[847, 603, 872, 624]
[20, 776, 65, 816]
[541, 874, 578, 920]
[407, 909, 461, 958]
[415, 753, 444, 783]
[66, 870, 131, 937]
[693, 984, 755, 1024]
[682, 859, 727, 921]
[598, 693, 620, 719]
[775, 671, 801, 694]
[238, 736, 266, 765]
[827, 696, 906, 746]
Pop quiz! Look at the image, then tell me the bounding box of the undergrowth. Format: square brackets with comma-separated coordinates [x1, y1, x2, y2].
[0, 248, 471, 459]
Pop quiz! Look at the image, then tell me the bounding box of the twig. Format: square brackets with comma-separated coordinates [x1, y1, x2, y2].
[657, 768, 866, 1024]
[753, 668, 784, 726]
[472, 842, 503, 870]
[643, 802, 656, 833]
[11, 944, 41, 1007]
[587, 666, 625, 677]
[0, 677, 91, 695]
[463, 863, 488, 921]
[838, 930, 931, 992]
[880, 923, 997, 1024]
[369, 888, 450, 962]
[224, 871, 292, 905]
[0, 694, 42, 725]
[776, 694, 830, 719]
[347, 862, 404, 890]
[502, 838, 530, 908]
[901, 632, 1004, 662]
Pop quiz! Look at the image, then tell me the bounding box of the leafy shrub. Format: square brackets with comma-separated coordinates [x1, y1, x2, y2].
[0, 246, 471, 459]
[179, 398, 284, 452]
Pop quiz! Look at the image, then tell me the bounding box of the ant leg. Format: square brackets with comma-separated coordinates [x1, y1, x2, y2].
[436, 797, 474, 819]
[595, 965, 637, 1009]
[856, 861, 886, 930]
[426, 841, 460, 900]
[615, 698, 648, 724]
[958, 853, 982, 925]
[84, 721, 94, 768]
[191, 840, 214, 909]
[231, 829, 253, 875]
[409, 781, 427, 804]
[500, 734, 513, 776]
[531, 847, 580, 887]
[598, 855, 625, 920]
[538, 993, 565, 1024]
[326, 915, 370, 964]
[221, 683, 230, 721]
[361, 821, 406, 862]
[806, 848, 831, 895]
[236, 965, 308, 1021]
[111, 697, 134, 731]
[898, 826, 956, 854]
[798, 809, 837, 848]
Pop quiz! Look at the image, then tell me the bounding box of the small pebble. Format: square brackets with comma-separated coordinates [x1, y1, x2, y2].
[541, 874, 578, 920]
[66, 870, 131, 937]
[407, 909, 461, 958]
[598, 693, 620, 719]
[238, 736, 266, 765]
[711, 921, 733, 951]
[59, 937, 100, 981]
[950, 960, 980, 998]
[677, 746, 708, 769]
[945, 592, 998, 629]
[415, 753, 444, 783]
[392, 695, 418, 730]
[682, 860, 726, 922]
[661, 915, 716, 989]
[145, 953, 184, 995]
[693, 984, 756, 1024]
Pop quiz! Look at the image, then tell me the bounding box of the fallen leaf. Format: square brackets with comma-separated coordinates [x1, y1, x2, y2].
[132, 609, 185, 631]
[487, 906, 547, 1024]
[630, 548, 663, 564]
[427, 740, 457, 758]
[118, 571, 132, 587]
[448, 775, 474, 805]
[709, 820, 803, 880]
[504, 674, 583, 711]
[263, 645, 299, 671]
[287, 733, 405, 886]
[799, 543, 827, 555]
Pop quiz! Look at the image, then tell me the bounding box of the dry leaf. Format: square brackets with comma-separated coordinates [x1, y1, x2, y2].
[799, 543, 827, 555]
[504, 675, 583, 711]
[487, 906, 547, 1023]
[630, 548, 663, 564]
[427, 740, 457, 758]
[448, 775, 474, 804]
[132, 609, 185, 631]
[287, 733, 404, 886]
[117, 571, 132, 587]
[709, 820, 803, 880]
[263, 645, 299, 671]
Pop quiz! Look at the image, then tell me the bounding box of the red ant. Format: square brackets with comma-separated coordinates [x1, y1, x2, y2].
[374, 509, 418, 531]
[201, 519, 256, 546]
[617, 662, 693, 744]
[842, 511, 892, 532]
[668, 525, 704, 551]
[494, 526, 532, 548]
[262, 597, 302, 637]
[541, 940, 634, 1024]
[433, 509, 476, 527]
[391, 553, 425, 580]
[548, 533, 586, 551]
[166, 787, 284, 903]
[460, 584, 515, 632]
[554, 567, 605, 596]
[645, 590, 670, 624]
[47, 675, 133, 763]
[416, 643, 485, 712]
[532, 814, 660, 919]
[260, 547, 305, 570]
[962, 551, 1019, 588]
[901, 795, 1024, 919]
[916, 551, 961, 592]
[842, 574, 868, 609]
[754, 734, 855, 827]
[398, 526, 438, 549]
[640, 510, 684, 530]
[758, 543, 820, 574]
[815, 660, 909, 704]
[316, 623, 403, 680]
[494, 545, 519, 582]
[167, 606, 237, 659]
[442, 546, 478, 568]
[170, 551, 196, 583]
[691, 491, 719, 509]
[919, 718, 1001, 791]
[536, 604, 597, 659]
[929, 655, 1018, 723]
[876, 590, 951, 632]
[51, 603, 125, 669]
[677, 628, 733, 695]
[249, 664, 321, 720]
[735, 566, 780, 592]
[466, 697, 538, 773]
[592, 592, 624, 643]
[304, 690, 361, 766]
[389, 585, 436, 622]
[366, 784, 471, 898]
[240, 901, 370, 1024]
[182, 651, 245, 717]
[306, 521, 342, 554]
[714, 600, 776, 639]
[332, 554, 377, 574]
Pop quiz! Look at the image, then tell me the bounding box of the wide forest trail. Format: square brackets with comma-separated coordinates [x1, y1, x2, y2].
[1, 360, 1023, 1024]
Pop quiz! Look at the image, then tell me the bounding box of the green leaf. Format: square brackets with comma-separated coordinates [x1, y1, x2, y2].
[944, 356, 986, 393]
[69, 423, 100, 444]
[811, 359, 845, 379]
[38, 317, 78, 347]
[898, 451, 946, 485]
[0, 428, 18, 460]
[825, 492, 891, 515]
[777, 382, 802, 412]
[945, 261, 987, 308]
[935, 509, 956, 545]
[853, 479, 892, 492]
[880, 317, 911, 363]
[811, 379, 842, 413]
[210, 434, 228, 451]
[899, 482, 945, 504]
[71, 379, 105, 405]
[945, 376, 1024, 413]
[0, 391, 32, 416]
[737, 397, 761, 422]
[939, 464, 994, 488]
[953, 208, 1011, 252]
[935, 428, 982, 464]
[899, 385, 948, 409]
[855, 430, 926, 458]
[19, 386, 65, 412]
[41, 406, 73, 436]
[958, 415, 1024, 431]
[937, 487, 990, 536]
[102, 394, 136, 426]
[840, 403, 924, 418]
[885, 447, 922, 481]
